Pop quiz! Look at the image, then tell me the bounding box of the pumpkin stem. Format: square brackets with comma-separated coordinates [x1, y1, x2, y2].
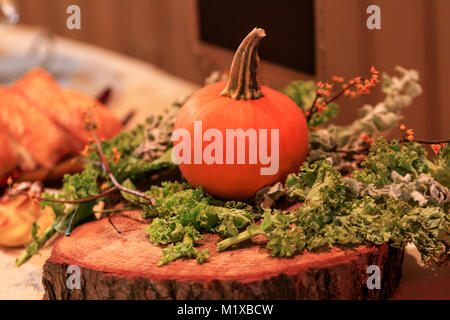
[221, 28, 266, 100]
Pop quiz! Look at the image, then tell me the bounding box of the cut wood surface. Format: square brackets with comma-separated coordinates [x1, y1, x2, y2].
[43, 211, 404, 300]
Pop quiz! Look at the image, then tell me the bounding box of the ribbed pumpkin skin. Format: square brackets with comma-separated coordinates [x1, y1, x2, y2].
[174, 81, 309, 200]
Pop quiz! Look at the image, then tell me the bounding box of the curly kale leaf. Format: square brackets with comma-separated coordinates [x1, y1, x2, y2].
[144, 184, 254, 265]
[146, 217, 202, 245]
[145, 186, 253, 235]
[266, 214, 306, 257]
[218, 209, 306, 257]
[222, 160, 449, 267]
[286, 160, 348, 205]
[40, 167, 100, 235]
[427, 144, 450, 188]
[282, 80, 316, 112]
[157, 232, 210, 266]
[352, 138, 429, 187]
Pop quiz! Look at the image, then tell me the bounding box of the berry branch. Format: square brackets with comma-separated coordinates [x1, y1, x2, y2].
[399, 123, 449, 154]
[306, 67, 380, 123]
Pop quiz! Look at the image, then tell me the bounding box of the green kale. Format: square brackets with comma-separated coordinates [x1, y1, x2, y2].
[282, 80, 316, 112]
[158, 242, 210, 266]
[219, 160, 449, 267]
[16, 124, 176, 267]
[427, 144, 450, 188]
[157, 231, 210, 266]
[352, 138, 429, 187]
[144, 184, 255, 265]
[146, 217, 202, 245]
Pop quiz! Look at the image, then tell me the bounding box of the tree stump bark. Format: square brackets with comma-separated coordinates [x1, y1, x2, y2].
[42, 211, 404, 300]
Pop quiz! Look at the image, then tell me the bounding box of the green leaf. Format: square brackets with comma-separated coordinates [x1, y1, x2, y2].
[282, 80, 316, 112]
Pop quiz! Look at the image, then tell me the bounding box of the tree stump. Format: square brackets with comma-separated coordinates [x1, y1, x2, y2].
[42, 211, 404, 300]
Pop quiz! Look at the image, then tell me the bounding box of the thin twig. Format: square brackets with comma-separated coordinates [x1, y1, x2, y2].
[108, 215, 122, 234]
[13, 186, 119, 204]
[117, 213, 148, 224]
[324, 146, 370, 155]
[325, 80, 359, 105]
[306, 94, 319, 122]
[121, 110, 136, 126]
[94, 207, 139, 214]
[411, 139, 450, 144]
[106, 212, 148, 235]
[88, 113, 156, 205]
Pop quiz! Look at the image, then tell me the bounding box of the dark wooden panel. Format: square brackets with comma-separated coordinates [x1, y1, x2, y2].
[198, 0, 316, 75]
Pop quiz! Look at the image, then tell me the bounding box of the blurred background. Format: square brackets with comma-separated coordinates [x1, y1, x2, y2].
[2, 0, 450, 139]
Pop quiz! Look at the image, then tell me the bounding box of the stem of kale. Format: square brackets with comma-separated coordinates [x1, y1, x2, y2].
[15, 226, 56, 267]
[217, 227, 267, 252]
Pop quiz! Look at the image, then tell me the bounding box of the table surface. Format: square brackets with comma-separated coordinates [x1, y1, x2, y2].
[0, 25, 448, 300]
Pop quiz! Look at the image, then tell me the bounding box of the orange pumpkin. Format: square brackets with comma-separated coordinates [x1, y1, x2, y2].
[173, 28, 308, 200]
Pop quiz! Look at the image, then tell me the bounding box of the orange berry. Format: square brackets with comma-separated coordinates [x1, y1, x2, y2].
[406, 129, 414, 136]
[371, 66, 379, 74]
[6, 176, 13, 185]
[81, 145, 90, 157]
[332, 76, 344, 83]
[317, 81, 324, 89]
[407, 135, 414, 141]
[360, 134, 370, 141]
[431, 144, 441, 155]
[399, 124, 406, 131]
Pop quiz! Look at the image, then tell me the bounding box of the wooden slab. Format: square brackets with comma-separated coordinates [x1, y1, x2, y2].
[42, 211, 404, 300]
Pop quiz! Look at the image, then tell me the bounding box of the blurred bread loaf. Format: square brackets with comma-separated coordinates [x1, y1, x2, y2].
[0, 68, 123, 182]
